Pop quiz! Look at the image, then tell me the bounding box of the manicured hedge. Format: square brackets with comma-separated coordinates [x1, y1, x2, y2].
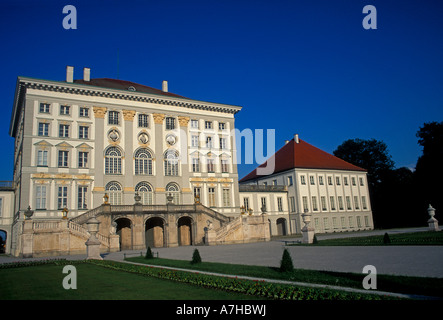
[87, 260, 393, 300]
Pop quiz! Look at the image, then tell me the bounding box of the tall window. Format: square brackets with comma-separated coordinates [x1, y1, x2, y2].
[330, 196, 336, 210]
[221, 159, 229, 173]
[290, 197, 296, 212]
[40, 103, 50, 113]
[208, 187, 216, 207]
[310, 176, 315, 185]
[261, 197, 267, 212]
[205, 121, 213, 129]
[302, 196, 308, 212]
[243, 197, 250, 210]
[136, 182, 154, 205]
[219, 137, 227, 149]
[338, 196, 344, 210]
[205, 136, 213, 148]
[37, 150, 48, 166]
[354, 196, 360, 210]
[165, 117, 175, 130]
[78, 152, 88, 168]
[218, 122, 226, 130]
[138, 114, 149, 127]
[277, 197, 283, 212]
[105, 147, 122, 174]
[106, 181, 122, 205]
[59, 124, 69, 138]
[319, 176, 324, 185]
[300, 176, 306, 185]
[321, 196, 327, 211]
[164, 150, 179, 176]
[207, 158, 215, 173]
[190, 119, 199, 129]
[108, 111, 119, 125]
[192, 157, 200, 172]
[191, 135, 199, 147]
[222, 188, 230, 207]
[312, 196, 318, 211]
[362, 196, 367, 210]
[58, 150, 69, 167]
[193, 187, 201, 202]
[78, 186, 88, 209]
[36, 185, 47, 209]
[38, 123, 49, 136]
[79, 126, 89, 139]
[79, 107, 89, 117]
[135, 148, 153, 175]
[166, 183, 180, 204]
[346, 196, 352, 210]
[58, 186, 68, 209]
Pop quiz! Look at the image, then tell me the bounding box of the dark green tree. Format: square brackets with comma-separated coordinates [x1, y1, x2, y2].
[279, 249, 294, 272]
[145, 246, 154, 259]
[191, 248, 202, 264]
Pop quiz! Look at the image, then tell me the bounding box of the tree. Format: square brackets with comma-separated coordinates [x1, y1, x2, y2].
[145, 246, 154, 259]
[191, 249, 202, 264]
[279, 249, 294, 272]
[414, 121, 443, 221]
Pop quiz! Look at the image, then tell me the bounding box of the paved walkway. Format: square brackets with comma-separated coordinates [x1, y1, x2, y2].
[1, 227, 442, 279]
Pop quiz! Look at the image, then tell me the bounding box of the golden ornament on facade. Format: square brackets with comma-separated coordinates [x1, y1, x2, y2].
[122, 110, 136, 121]
[93, 106, 107, 118]
[152, 113, 165, 124]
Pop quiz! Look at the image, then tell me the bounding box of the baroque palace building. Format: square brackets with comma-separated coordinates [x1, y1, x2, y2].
[1, 66, 373, 257]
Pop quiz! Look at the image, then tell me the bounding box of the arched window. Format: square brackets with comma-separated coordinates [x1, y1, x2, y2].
[105, 147, 122, 174]
[106, 181, 123, 205]
[135, 182, 154, 205]
[164, 149, 179, 176]
[166, 182, 180, 205]
[135, 148, 153, 175]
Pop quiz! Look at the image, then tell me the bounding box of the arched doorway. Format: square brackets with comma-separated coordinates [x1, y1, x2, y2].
[146, 217, 165, 248]
[276, 218, 287, 236]
[115, 218, 132, 250]
[177, 216, 193, 246]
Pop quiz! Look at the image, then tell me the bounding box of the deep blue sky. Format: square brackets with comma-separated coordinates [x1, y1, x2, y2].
[0, 0, 442, 181]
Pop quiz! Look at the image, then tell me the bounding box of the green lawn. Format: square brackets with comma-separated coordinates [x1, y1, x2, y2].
[0, 262, 263, 300]
[126, 256, 443, 298]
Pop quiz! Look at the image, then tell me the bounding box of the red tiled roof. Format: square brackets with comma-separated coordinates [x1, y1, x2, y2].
[239, 137, 366, 182]
[73, 78, 186, 98]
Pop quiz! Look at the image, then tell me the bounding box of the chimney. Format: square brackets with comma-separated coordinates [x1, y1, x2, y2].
[83, 67, 90, 82]
[66, 66, 74, 83]
[294, 134, 299, 143]
[162, 80, 168, 92]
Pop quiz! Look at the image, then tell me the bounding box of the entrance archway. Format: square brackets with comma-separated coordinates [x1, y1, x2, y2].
[177, 216, 193, 246]
[145, 217, 165, 248]
[276, 218, 287, 236]
[115, 218, 132, 250]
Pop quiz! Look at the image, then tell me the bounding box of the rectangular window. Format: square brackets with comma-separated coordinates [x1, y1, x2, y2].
[272, 180, 277, 186]
[330, 196, 336, 210]
[362, 196, 367, 210]
[223, 188, 230, 207]
[261, 197, 267, 212]
[344, 177, 348, 185]
[351, 177, 356, 186]
[40, 103, 50, 113]
[338, 196, 344, 210]
[205, 121, 213, 129]
[221, 159, 229, 173]
[310, 176, 315, 185]
[357, 216, 362, 228]
[37, 150, 48, 166]
[364, 216, 369, 227]
[349, 216, 354, 228]
[60, 105, 70, 115]
[108, 111, 119, 125]
[243, 197, 250, 210]
[302, 196, 308, 212]
[79, 107, 89, 117]
[321, 196, 327, 211]
[219, 122, 226, 130]
[191, 135, 199, 147]
[328, 176, 333, 185]
[58, 150, 69, 167]
[78, 152, 88, 168]
[287, 176, 293, 186]
[332, 217, 338, 229]
[207, 158, 215, 172]
[341, 217, 346, 229]
[312, 196, 318, 211]
[138, 114, 149, 127]
[354, 196, 360, 210]
[360, 177, 364, 186]
[314, 218, 319, 229]
[78, 186, 88, 209]
[346, 196, 352, 210]
[35, 185, 47, 209]
[38, 123, 49, 136]
[193, 187, 201, 200]
[277, 197, 283, 212]
[323, 217, 329, 230]
[319, 176, 324, 185]
[190, 119, 199, 129]
[59, 124, 69, 138]
[166, 117, 175, 130]
[192, 158, 200, 172]
[206, 136, 213, 148]
[300, 175, 306, 185]
[336, 177, 341, 185]
[219, 137, 227, 149]
[208, 187, 216, 207]
[58, 186, 68, 209]
[290, 196, 296, 212]
[79, 126, 89, 139]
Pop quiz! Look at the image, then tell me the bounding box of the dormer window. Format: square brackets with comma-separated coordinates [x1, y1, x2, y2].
[128, 86, 136, 91]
